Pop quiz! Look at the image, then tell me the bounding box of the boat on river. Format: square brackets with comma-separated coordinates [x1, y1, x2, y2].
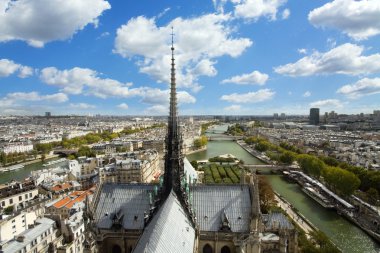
[302, 185, 334, 209]
[1, 164, 25, 172]
[42, 158, 67, 167]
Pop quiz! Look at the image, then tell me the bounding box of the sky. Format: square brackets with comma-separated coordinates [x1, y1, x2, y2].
[0, 0, 380, 116]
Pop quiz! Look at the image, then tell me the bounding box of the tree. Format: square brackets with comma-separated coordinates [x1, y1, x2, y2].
[258, 176, 275, 213]
[78, 146, 95, 157]
[190, 160, 198, 170]
[255, 141, 270, 152]
[31, 149, 38, 159]
[41, 154, 46, 162]
[323, 166, 360, 196]
[279, 151, 295, 165]
[193, 136, 208, 148]
[366, 188, 379, 205]
[297, 154, 325, 178]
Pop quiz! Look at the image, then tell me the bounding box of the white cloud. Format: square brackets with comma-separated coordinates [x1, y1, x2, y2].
[157, 7, 171, 19]
[0, 0, 111, 47]
[220, 89, 275, 103]
[308, 0, 380, 40]
[144, 105, 168, 115]
[39, 66, 196, 106]
[117, 103, 129, 110]
[224, 104, 241, 112]
[221, 70, 268, 85]
[282, 8, 290, 20]
[0, 92, 68, 110]
[303, 91, 311, 97]
[274, 43, 380, 76]
[233, 0, 287, 21]
[337, 77, 380, 99]
[113, 14, 252, 91]
[0, 59, 33, 78]
[297, 48, 307, 54]
[310, 99, 343, 108]
[141, 89, 196, 105]
[69, 103, 96, 109]
[6, 92, 68, 103]
[40, 67, 139, 98]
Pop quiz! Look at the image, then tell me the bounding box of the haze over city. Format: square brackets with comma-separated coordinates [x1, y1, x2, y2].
[1, 0, 380, 116]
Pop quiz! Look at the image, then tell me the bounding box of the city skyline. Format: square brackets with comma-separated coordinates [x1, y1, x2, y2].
[1, 0, 380, 116]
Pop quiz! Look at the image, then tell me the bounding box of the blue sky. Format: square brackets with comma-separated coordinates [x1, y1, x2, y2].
[1, 0, 380, 116]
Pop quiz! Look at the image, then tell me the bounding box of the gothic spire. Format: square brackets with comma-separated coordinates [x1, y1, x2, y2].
[162, 27, 184, 198]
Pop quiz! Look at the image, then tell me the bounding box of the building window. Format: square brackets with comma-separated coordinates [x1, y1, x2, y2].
[203, 244, 213, 253]
[1, 201, 5, 207]
[19, 196, 22, 201]
[10, 199, 13, 204]
[29, 193, 32, 198]
[25, 194, 28, 199]
[221, 246, 231, 253]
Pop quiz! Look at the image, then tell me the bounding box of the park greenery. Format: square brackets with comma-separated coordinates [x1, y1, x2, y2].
[208, 156, 236, 163]
[200, 164, 242, 184]
[200, 121, 219, 135]
[244, 136, 380, 202]
[193, 136, 208, 149]
[226, 123, 245, 136]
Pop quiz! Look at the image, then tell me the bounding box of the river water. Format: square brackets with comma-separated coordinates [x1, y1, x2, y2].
[0, 157, 64, 184]
[187, 124, 380, 253]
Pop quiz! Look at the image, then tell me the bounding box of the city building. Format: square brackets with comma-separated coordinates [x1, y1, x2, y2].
[0, 142, 33, 155]
[0, 181, 39, 210]
[0, 218, 63, 253]
[45, 189, 94, 220]
[309, 108, 320, 125]
[98, 149, 160, 184]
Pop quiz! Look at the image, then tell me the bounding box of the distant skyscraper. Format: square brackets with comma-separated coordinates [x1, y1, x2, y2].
[45, 112, 51, 117]
[309, 108, 320, 125]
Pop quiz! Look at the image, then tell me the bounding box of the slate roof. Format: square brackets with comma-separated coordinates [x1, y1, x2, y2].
[94, 183, 155, 230]
[133, 191, 195, 253]
[263, 212, 294, 230]
[191, 185, 252, 232]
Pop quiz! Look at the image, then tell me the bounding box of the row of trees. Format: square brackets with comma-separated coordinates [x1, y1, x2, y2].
[245, 137, 368, 198]
[35, 124, 167, 154]
[0, 151, 36, 166]
[201, 121, 218, 134]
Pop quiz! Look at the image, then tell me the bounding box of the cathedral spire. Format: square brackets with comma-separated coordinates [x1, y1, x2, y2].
[162, 27, 184, 198]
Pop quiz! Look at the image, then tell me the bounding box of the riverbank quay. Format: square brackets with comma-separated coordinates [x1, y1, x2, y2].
[236, 140, 270, 163]
[0, 154, 59, 173]
[274, 192, 316, 236]
[285, 170, 380, 243]
[185, 147, 207, 155]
